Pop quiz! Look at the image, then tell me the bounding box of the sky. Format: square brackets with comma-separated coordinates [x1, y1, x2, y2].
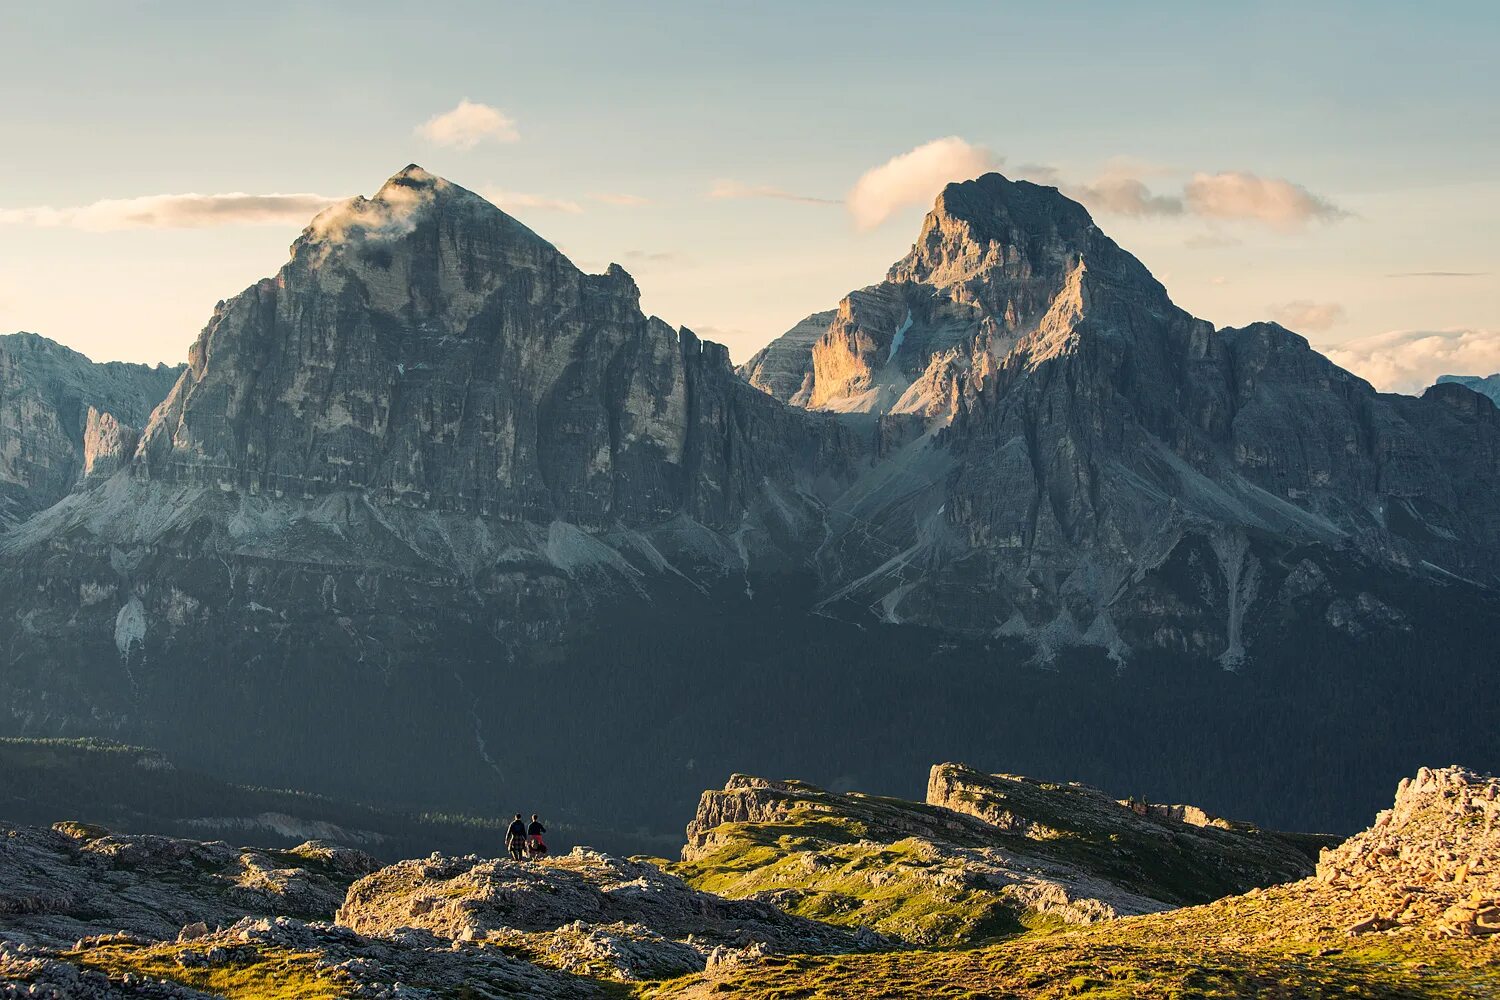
[1, 0, 1496, 393]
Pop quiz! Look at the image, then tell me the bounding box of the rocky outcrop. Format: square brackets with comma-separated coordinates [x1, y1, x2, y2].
[649, 767, 1500, 1000]
[1316, 765, 1498, 939]
[0, 821, 378, 949]
[0, 333, 180, 529]
[338, 848, 871, 981]
[675, 765, 1326, 945]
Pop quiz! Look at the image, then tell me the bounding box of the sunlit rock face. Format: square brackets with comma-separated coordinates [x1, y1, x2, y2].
[750, 172, 1500, 668]
[0, 333, 181, 529]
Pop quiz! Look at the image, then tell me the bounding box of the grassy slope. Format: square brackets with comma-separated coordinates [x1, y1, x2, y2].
[668, 775, 1333, 946]
[642, 882, 1500, 999]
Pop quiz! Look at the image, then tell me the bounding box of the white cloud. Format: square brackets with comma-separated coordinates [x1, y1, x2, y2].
[416, 99, 518, 150]
[480, 188, 583, 214]
[707, 179, 838, 205]
[1322, 328, 1500, 394]
[1270, 300, 1347, 332]
[1068, 176, 1184, 217]
[0, 192, 340, 231]
[847, 137, 1001, 230]
[1184, 171, 1346, 231]
[588, 192, 650, 207]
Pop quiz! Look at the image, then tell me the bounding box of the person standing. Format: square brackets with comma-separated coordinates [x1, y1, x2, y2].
[527, 814, 547, 858]
[506, 813, 528, 862]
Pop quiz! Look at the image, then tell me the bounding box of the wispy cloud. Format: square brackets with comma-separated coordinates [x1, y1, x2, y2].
[1069, 176, 1184, 218]
[847, 137, 1002, 230]
[480, 188, 583, 214]
[1183, 171, 1346, 231]
[1270, 300, 1346, 332]
[707, 179, 838, 205]
[1387, 270, 1488, 278]
[1000, 162, 1345, 233]
[0, 192, 340, 231]
[589, 192, 650, 207]
[1323, 328, 1500, 394]
[416, 99, 519, 150]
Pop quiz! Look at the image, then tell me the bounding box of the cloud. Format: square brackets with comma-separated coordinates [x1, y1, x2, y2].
[707, 179, 838, 205]
[1019, 164, 1342, 233]
[416, 99, 518, 150]
[1270, 300, 1347, 332]
[589, 192, 650, 207]
[1068, 176, 1184, 217]
[1322, 328, 1500, 394]
[847, 137, 1001, 230]
[1387, 270, 1488, 278]
[480, 188, 583, 214]
[0, 192, 340, 231]
[1184, 171, 1346, 231]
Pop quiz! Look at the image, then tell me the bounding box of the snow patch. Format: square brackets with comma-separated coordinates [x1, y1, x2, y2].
[887, 310, 912, 362]
[114, 597, 146, 660]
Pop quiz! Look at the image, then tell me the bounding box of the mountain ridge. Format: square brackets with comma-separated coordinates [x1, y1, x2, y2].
[0, 164, 1497, 851]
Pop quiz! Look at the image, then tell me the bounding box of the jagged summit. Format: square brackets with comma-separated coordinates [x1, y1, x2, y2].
[295, 163, 561, 267]
[744, 171, 1174, 419]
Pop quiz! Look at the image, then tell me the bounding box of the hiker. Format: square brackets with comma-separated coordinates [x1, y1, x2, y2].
[527, 814, 547, 859]
[506, 813, 528, 862]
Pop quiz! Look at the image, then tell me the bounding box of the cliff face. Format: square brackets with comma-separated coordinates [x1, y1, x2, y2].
[747, 174, 1500, 667]
[0, 333, 181, 529]
[135, 166, 856, 530]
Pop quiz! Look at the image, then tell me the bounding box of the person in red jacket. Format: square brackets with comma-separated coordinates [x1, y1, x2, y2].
[527, 814, 548, 858]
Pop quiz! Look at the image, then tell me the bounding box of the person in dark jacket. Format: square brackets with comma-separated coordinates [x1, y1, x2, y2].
[506, 814, 527, 862]
[527, 814, 547, 858]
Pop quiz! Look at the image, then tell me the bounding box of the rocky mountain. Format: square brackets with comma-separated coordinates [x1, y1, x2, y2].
[1437, 372, 1500, 406]
[2, 765, 1494, 999]
[0, 333, 181, 530]
[751, 173, 1500, 666]
[671, 765, 1328, 945]
[1, 165, 1498, 848]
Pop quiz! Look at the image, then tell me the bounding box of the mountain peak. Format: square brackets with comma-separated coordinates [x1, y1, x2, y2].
[291, 164, 555, 272]
[930, 171, 1094, 234]
[888, 170, 1160, 316]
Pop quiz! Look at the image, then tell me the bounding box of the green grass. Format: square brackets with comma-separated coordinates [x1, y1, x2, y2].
[71, 942, 352, 1000]
[669, 803, 1022, 945]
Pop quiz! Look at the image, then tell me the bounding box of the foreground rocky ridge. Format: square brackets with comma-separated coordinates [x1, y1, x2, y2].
[672, 764, 1326, 945]
[652, 766, 1500, 999]
[3, 765, 1493, 998]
